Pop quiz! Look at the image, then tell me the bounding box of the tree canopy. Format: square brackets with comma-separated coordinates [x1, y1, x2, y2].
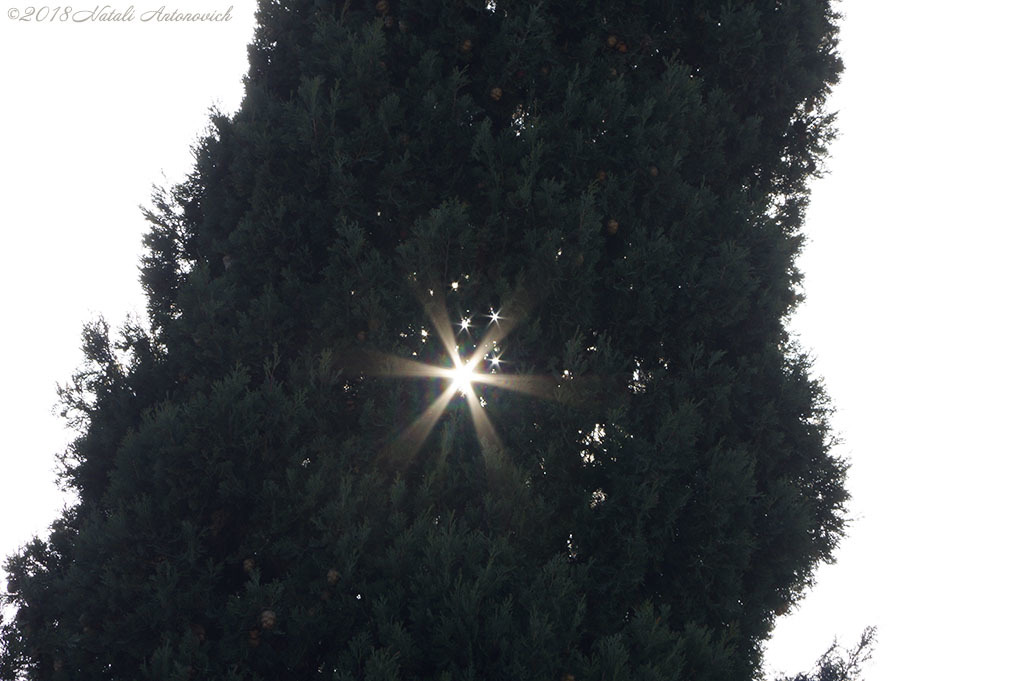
[2, 1, 848, 679]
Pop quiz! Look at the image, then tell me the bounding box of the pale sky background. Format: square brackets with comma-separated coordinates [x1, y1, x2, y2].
[1, 2, 1022, 679]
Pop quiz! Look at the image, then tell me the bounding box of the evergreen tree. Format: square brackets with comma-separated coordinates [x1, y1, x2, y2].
[2, 1, 848, 679]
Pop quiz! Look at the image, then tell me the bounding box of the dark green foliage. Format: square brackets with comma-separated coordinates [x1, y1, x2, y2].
[3, 1, 847, 679]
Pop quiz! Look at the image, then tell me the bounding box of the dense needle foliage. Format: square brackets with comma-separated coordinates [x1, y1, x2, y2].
[2, 1, 847, 679]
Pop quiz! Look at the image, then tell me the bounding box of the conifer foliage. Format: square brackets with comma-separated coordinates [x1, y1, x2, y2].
[3, 1, 847, 679]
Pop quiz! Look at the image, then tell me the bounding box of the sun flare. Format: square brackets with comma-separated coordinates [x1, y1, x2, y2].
[447, 357, 481, 396]
[364, 289, 556, 463]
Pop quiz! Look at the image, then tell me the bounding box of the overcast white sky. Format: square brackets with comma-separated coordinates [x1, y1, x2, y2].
[2, 2, 1022, 679]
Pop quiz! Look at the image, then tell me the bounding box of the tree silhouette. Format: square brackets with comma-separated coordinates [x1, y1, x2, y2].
[2, 1, 849, 679]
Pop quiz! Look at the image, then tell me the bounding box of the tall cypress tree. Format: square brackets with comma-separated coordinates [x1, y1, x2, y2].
[2, 1, 847, 680]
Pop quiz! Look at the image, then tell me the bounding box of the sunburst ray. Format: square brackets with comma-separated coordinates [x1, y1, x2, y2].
[371, 288, 552, 465]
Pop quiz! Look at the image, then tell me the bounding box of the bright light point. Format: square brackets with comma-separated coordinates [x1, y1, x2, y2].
[450, 359, 477, 395]
[451, 281, 459, 291]
[378, 289, 547, 459]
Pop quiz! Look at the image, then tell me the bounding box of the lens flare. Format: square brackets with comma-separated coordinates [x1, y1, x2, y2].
[364, 288, 558, 464]
[447, 357, 480, 395]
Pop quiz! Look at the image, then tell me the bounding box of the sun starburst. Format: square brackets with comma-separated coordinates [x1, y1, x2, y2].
[364, 289, 555, 464]
[446, 356, 481, 396]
